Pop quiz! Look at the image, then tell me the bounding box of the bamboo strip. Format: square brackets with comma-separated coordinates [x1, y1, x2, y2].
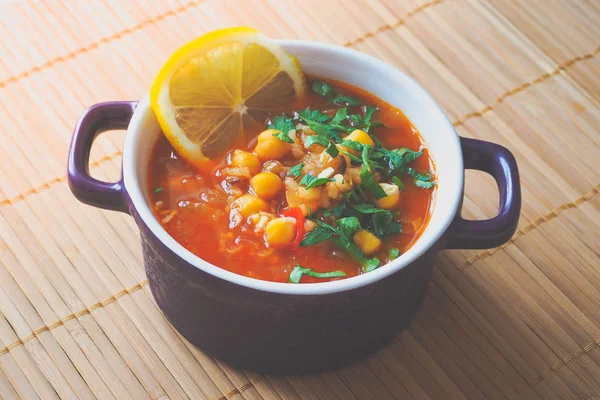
[0, 365, 22, 400]
[417, 298, 505, 399]
[434, 262, 597, 394]
[423, 289, 521, 396]
[0, 93, 159, 400]
[0, 316, 51, 400]
[0, 0, 442, 91]
[2, 263, 594, 399]
[456, 183, 600, 271]
[453, 45, 600, 127]
[0, 0, 208, 90]
[0, 21, 206, 400]
[343, 0, 444, 47]
[0, 190, 140, 398]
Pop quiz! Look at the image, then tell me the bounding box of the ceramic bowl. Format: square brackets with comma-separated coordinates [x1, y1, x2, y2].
[68, 40, 521, 374]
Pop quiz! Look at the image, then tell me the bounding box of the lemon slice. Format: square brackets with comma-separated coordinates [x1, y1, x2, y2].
[150, 27, 305, 167]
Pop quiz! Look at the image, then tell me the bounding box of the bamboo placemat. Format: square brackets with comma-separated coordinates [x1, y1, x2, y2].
[1, 0, 599, 398]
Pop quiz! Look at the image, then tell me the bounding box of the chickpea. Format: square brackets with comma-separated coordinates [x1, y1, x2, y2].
[230, 194, 269, 218]
[264, 217, 297, 248]
[341, 129, 375, 156]
[250, 172, 283, 200]
[230, 150, 261, 176]
[353, 230, 382, 256]
[346, 129, 375, 147]
[375, 183, 401, 210]
[254, 129, 292, 160]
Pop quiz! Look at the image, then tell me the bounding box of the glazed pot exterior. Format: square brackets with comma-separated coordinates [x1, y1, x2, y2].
[135, 204, 443, 373]
[67, 40, 522, 374]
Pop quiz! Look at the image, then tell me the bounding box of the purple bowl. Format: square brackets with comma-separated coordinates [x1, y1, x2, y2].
[67, 41, 520, 374]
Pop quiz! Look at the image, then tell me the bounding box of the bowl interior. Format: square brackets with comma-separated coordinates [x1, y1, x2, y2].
[123, 40, 463, 295]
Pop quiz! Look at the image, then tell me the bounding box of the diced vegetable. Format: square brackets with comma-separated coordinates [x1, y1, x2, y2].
[375, 183, 401, 210]
[288, 265, 346, 283]
[282, 207, 306, 247]
[353, 230, 382, 256]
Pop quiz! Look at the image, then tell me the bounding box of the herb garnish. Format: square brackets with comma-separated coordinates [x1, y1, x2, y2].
[154, 187, 164, 193]
[288, 163, 304, 178]
[299, 174, 334, 189]
[268, 115, 295, 143]
[332, 95, 361, 106]
[303, 136, 339, 157]
[364, 258, 380, 272]
[331, 107, 347, 124]
[391, 176, 404, 190]
[360, 145, 388, 199]
[264, 80, 436, 274]
[311, 80, 335, 97]
[288, 265, 346, 283]
[300, 220, 380, 272]
[337, 217, 361, 238]
[351, 204, 400, 236]
[407, 168, 435, 189]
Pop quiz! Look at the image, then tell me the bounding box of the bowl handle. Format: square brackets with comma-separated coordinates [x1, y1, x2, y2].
[67, 101, 138, 214]
[446, 137, 521, 249]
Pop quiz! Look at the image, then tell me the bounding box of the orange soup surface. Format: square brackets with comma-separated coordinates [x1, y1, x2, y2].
[148, 77, 436, 283]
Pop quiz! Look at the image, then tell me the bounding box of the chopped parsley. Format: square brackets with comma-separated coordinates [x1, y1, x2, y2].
[337, 217, 361, 238]
[332, 95, 361, 106]
[299, 174, 334, 189]
[340, 139, 363, 152]
[268, 115, 295, 143]
[300, 220, 380, 273]
[407, 168, 435, 189]
[273, 131, 294, 143]
[331, 107, 347, 124]
[351, 203, 400, 236]
[360, 145, 388, 199]
[288, 265, 346, 283]
[288, 163, 304, 178]
[304, 135, 330, 148]
[262, 79, 436, 275]
[311, 80, 335, 97]
[300, 222, 335, 246]
[391, 176, 404, 190]
[154, 187, 164, 193]
[364, 258, 380, 272]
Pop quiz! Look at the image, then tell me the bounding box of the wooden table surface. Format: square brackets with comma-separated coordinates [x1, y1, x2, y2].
[0, 0, 599, 399]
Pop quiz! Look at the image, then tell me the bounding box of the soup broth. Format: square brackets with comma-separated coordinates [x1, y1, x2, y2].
[148, 77, 436, 283]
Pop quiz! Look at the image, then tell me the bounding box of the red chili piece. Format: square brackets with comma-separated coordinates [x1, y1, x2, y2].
[283, 207, 305, 247]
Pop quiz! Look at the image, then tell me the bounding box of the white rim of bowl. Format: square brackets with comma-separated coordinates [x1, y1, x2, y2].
[123, 40, 463, 295]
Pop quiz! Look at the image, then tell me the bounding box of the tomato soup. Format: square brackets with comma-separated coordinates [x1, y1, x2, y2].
[148, 77, 436, 283]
